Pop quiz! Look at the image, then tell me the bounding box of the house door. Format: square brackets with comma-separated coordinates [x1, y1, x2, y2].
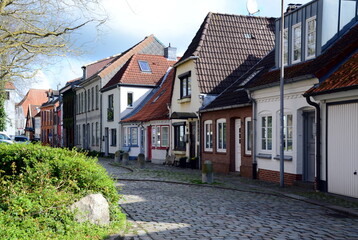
[235, 119, 241, 172]
[303, 112, 315, 182]
[147, 126, 152, 161]
[104, 127, 109, 156]
[189, 122, 196, 158]
[327, 102, 358, 198]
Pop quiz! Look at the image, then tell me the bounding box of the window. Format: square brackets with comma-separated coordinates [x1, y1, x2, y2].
[5, 91, 9, 100]
[179, 72, 191, 98]
[91, 87, 94, 110]
[95, 85, 99, 109]
[292, 23, 301, 63]
[87, 89, 90, 111]
[92, 123, 95, 146]
[245, 117, 253, 155]
[261, 116, 272, 151]
[306, 17, 316, 59]
[107, 94, 114, 121]
[127, 92, 133, 107]
[138, 60, 151, 72]
[217, 119, 227, 152]
[283, 29, 288, 65]
[152, 125, 169, 148]
[80, 92, 84, 113]
[124, 127, 138, 146]
[284, 114, 293, 151]
[96, 122, 99, 146]
[204, 120, 213, 151]
[111, 128, 116, 146]
[173, 123, 185, 151]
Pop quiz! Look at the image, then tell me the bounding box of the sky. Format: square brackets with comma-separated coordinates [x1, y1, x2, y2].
[31, 0, 311, 91]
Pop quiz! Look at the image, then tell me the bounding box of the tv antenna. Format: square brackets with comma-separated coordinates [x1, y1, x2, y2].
[247, 0, 259, 15]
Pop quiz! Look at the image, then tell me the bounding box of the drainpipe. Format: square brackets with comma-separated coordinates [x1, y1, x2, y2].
[246, 89, 257, 179]
[305, 95, 321, 191]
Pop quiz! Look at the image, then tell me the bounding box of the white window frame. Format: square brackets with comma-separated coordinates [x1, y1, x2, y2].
[305, 16, 316, 60]
[283, 114, 293, 152]
[216, 118, 227, 153]
[245, 117, 253, 155]
[292, 23, 302, 64]
[124, 126, 138, 147]
[151, 125, 169, 148]
[261, 115, 272, 151]
[204, 120, 213, 152]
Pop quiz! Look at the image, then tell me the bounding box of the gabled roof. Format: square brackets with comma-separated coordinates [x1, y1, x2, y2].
[16, 89, 48, 116]
[305, 51, 358, 96]
[248, 23, 358, 90]
[202, 50, 275, 111]
[103, 54, 176, 90]
[84, 55, 120, 80]
[121, 68, 176, 123]
[177, 13, 275, 94]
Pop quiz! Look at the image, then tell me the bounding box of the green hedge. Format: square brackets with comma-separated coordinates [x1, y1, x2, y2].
[0, 144, 126, 239]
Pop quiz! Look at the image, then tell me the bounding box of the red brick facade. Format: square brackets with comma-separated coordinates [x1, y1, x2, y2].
[258, 168, 302, 186]
[200, 106, 253, 178]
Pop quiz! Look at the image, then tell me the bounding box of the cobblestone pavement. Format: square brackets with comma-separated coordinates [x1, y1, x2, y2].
[98, 159, 358, 240]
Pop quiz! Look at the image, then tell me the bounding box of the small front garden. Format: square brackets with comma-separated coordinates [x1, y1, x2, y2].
[0, 143, 126, 239]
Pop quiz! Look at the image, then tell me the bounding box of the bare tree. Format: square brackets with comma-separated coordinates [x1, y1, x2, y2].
[0, 0, 107, 85]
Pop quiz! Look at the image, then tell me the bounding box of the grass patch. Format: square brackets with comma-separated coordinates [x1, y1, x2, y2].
[0, 144, 126, 239]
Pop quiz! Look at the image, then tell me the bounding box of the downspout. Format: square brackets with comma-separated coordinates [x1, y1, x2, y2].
[246, 89, 257, 179]
[305, 95, 321, 191]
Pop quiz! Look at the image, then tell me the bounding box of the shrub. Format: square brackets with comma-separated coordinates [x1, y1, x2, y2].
[0, 144, 126, 239]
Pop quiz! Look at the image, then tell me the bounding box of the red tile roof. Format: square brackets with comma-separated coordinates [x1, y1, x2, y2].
[121, 68, 175, 122]
[84, 55, 119, 79]
[16, 89, 48, 117]
[178, 13, 275, 94]
[248, 24, 358, 90]
[103, 54, 176, 89]
[27, 104, 41, 118]
[4, 82, 15, 90]
[305, 51, 358, 96]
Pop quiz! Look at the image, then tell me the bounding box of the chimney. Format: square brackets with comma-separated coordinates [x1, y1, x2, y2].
[286, 3, 302, 13]
[164, 44, 177, 61]
[82, 66, 86, 80]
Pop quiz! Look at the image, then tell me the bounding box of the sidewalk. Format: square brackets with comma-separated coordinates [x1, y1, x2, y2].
[98, 157, 358, 218]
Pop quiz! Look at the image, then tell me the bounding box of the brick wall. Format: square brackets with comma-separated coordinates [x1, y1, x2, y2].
[258, 168, 302, 185]
[201, 106, 252, 177]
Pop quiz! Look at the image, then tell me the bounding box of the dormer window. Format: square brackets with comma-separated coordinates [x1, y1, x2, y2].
[179, 71, 191, 99]
[283, 29, 288, 65]
[138, 60, 151, 72]
[306, 16, 316, 60]
[292, 23, 302, 63]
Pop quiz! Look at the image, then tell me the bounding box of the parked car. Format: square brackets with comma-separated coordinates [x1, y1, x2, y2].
[14, 136, 29, 144]
[0, 132, 14, 144]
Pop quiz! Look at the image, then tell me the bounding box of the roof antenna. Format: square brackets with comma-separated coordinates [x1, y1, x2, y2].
[247, 0, 260, 15]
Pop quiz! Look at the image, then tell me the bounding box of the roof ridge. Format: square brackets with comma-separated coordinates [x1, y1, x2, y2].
[83, 53, 121, 67]
[210, 12, 276, 20]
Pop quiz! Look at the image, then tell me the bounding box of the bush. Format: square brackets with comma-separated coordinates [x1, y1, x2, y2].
[0, 144, 126, 239]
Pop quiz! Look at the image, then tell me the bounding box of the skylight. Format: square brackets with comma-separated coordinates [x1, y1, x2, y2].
[152, 90, 166, 103]
[138, 60, 151, 72]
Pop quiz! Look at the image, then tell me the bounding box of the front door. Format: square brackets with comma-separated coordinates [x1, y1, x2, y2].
[189, 122, 196, 158]
[235, 119, 241, 172]
[147, 126, 152, 161]
[303, 112, 315, 182]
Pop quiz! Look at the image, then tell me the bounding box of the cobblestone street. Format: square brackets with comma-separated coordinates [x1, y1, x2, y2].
[99, 159, 358, 240]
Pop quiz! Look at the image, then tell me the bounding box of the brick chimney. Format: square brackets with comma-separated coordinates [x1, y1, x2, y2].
[164, 44, 177, 61]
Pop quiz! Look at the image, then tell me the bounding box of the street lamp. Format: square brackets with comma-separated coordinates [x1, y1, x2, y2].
[74, 85, 88, 150]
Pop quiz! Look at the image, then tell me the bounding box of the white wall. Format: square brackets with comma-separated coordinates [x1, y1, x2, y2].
[4, 89, 16, 137]
[252, 78, 317, 175]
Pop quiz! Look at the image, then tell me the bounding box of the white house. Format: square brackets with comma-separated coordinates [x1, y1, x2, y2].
[3, 82, 17, 137]
[101, 51, 176, 156]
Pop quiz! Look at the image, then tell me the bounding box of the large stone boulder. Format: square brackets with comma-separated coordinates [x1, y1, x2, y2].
[70, 193, 110, 225]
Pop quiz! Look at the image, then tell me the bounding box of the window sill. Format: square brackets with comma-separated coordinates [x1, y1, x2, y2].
[204, 149, 213, 152]
[274, 155, 293, 161]
[173, 150, 186, 155]
[257, 153, 272, 159]
[177, 97, 191, 104]
[216, 149, 227, 154]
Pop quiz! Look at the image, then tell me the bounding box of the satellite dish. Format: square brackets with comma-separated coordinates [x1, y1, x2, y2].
[247, 0, 259, 15]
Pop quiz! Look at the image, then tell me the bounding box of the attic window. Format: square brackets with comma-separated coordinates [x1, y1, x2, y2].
[244, 33, 254, 39]
[152, 90, 166, 103]
[138, 60, 151, 72]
